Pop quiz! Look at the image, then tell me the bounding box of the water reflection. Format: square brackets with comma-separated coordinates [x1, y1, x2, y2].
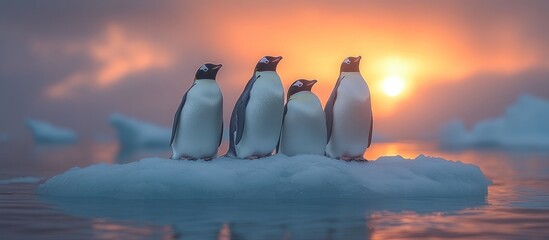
[91, 219, 166, 240]
[216, 223, 231, 240]
[40, 197, 486, 239]
[0, 141, 117, 178]
[2, 141, 549, 239]
[368, 207, 549, 239]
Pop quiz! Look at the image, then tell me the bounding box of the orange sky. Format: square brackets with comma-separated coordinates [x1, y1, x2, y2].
[1, 0, 549, 140]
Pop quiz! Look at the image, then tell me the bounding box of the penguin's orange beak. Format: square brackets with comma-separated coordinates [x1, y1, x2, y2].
[307, 80, 318, 86]
[355, 56, 362, 62]
[212, 64, 222, 70]
[272, 56, 283, 62]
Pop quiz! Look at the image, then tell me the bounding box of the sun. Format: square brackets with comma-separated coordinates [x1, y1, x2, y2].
[382, 75, 405, 97]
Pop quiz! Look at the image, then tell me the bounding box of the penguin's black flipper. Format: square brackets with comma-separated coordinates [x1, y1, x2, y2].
[325, 75, 345, 143]
[235, 75, 259, 145]
[218, 121, 223, 147]
[227, 106, 238, 157]
[367, 105, 373, 148]
[227, 74, 260, 156]
[235, 92, 249, 145]
[276, 103, 288, 153]
[170, 84, 194, 146]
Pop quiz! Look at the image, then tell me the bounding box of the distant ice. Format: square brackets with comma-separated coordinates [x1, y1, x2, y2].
[25, 119, 78, 144]
[38, 154, 490, 199]
[0, 176, 42, 185]
[109, 113, 170, 151]
[439, 94, 549, 149]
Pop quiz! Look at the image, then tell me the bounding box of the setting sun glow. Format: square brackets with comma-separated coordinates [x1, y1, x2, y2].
[382, 75, 405, 97]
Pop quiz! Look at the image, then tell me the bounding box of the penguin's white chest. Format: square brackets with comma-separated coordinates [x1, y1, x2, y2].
[327, 72, 373, 158]
[236, 71, 284, 158]
[279, 92, 327, 156]
[172, 80, 223, 159]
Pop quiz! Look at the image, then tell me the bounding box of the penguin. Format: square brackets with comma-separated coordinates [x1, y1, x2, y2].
[325, 56, 373, 161]
[170, 63, 223, 160]
[227, 56, 284, 159]
[277, 79, 327, 156]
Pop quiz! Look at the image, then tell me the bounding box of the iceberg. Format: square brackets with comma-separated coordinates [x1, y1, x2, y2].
[109, 113, 171, 152]
[439, 94, 549, 149]
[25, 119, 78, 144]
[38, 154, 490, 199]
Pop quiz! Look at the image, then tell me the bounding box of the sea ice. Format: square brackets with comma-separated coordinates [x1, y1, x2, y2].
[38, 154, 490, 199]
[109, 113, 171, 151]
[25, 119, 78, 144]
[440, 94, 549, 149]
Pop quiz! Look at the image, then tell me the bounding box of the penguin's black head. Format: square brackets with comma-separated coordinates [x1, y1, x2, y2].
[255, 56, 283, 72]
[287, 79, 317, 100]
[340, 56, 361, 72]
[195, 63, 223, 80]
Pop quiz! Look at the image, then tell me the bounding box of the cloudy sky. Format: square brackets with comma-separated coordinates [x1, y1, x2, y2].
[1, 0, 548, 141]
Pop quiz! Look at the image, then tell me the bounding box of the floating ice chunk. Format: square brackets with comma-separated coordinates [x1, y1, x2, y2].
[38, 154, 490, 199]
[109, 113, 171, 151]
[0, 176, 42, 185]
[439, 95, 549, 149]
[25, 119, 78, 144]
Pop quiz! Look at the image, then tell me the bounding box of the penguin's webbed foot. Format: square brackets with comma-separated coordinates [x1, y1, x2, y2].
[339, 156, 368, 162]
[245, 153, 272, 160]
[246, 155, 260, 160]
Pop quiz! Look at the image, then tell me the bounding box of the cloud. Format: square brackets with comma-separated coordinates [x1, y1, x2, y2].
[44, 24, 172, 99]
[3, 0, 549, 140]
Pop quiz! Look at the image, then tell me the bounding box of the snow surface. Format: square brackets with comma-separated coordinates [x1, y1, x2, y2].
[25, 119, 78, 144]
[440, 95, 549, 149]
[38, 154, 490, 199]
[109, 113, 170, 150]
[0, 176, 42, 185]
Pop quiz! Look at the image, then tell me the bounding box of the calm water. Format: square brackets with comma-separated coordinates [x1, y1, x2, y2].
[1, 141, 548, 239]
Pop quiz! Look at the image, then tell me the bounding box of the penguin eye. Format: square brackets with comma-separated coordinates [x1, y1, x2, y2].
[259, 57, 270, 64]
[293, 81, 303, 87]
[199, 65, 209, 72]
[344, 58, 351, 64]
